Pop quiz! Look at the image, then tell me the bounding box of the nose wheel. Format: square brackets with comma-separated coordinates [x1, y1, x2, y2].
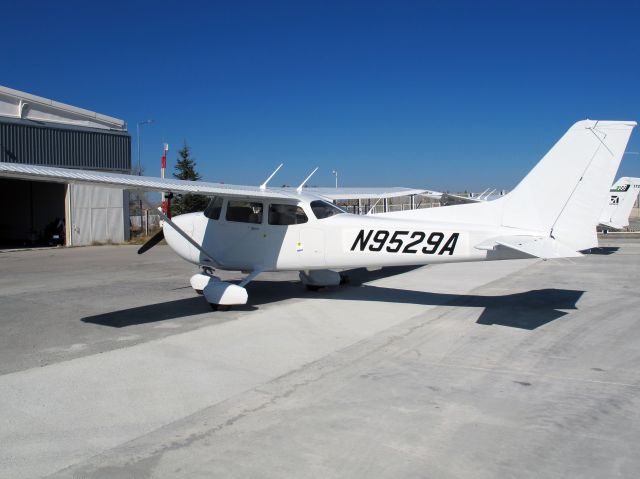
[191, 272, 220, 295]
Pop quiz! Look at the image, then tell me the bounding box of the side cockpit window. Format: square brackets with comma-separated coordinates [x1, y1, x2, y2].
[204, 196, 223, 220]
[310, 200, 345, 219]
[268, 204, 308, 225]
[226, 200, 263, 224]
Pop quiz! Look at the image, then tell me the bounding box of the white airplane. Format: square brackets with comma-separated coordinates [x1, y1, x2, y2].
[598, 177, 640, 230]
[0, 119, 635, 309]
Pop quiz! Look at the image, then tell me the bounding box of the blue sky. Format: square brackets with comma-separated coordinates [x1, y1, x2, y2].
[3, 0, 639, 191]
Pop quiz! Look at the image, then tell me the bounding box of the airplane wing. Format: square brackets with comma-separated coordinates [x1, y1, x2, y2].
[0, 162, 443, 202]
[475, 235, 583, 259]
[299, 187, 441, 201]
[598, 177, 640, 229]
[0, 161, 293, 200]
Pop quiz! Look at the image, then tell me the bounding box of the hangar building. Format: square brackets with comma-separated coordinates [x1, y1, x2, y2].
[0, 85, 131, 247]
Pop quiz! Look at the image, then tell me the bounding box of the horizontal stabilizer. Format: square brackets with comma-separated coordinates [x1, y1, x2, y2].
[475, 235, 583, 259]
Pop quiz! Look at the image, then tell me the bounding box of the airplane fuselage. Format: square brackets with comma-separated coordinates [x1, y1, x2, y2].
[165, 196, 535, 273]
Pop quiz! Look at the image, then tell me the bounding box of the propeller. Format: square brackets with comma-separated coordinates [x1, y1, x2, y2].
[137, 229, 165, 254]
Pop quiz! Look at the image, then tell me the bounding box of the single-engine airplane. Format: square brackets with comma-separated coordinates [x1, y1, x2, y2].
[0, 120, 635, 309]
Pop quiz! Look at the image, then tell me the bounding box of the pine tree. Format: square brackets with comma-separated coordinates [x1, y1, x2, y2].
[171, 141, 209, 215]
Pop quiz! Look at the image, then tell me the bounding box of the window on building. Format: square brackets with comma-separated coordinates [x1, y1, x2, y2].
[225, 200, 263, 224]
[268, 204, 308, 225]
[310, 200, 346, 219]
[204, 196, 223, 220]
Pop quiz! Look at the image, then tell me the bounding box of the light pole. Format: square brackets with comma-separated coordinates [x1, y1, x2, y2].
[332, 170, 338, 188]
[136, 120, 154, 233]
[136, 119, 154, 175]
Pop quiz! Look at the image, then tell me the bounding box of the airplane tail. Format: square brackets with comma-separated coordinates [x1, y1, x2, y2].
[389, 120, 636, 254]
[598, 177, 640, 230]
[498, 120, 636, 250]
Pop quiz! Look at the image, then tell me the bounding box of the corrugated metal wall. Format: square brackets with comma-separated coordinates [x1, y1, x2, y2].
[0, 119, 131, 171]
[69, 184, 129, 245]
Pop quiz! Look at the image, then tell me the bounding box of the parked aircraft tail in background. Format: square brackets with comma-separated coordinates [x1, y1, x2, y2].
[598, 177, 640, 230]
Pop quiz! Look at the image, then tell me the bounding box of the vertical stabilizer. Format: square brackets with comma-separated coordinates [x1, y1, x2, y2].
[500, 120, 636, 250]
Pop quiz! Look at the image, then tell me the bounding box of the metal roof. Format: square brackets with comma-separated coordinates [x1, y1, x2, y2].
[0, 85, 126, 131]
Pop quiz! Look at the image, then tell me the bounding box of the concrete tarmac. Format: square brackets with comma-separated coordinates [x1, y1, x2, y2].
[0, 240, 639, 478]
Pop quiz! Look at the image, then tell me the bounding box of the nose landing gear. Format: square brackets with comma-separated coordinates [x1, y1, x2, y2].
[190, 269, 220, 295]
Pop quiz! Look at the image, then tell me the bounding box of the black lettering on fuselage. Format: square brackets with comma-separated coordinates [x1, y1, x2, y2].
[422, 232, 444, 254]
[386, 230, 409, 253]
[350, 229, 460, 255]
[369, 230, 390, 252]
[438, 233, 459, 255]
[402, 231, 425, 253]
[351, 229, 373, 251]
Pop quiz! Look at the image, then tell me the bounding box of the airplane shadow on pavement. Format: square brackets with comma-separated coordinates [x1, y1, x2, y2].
[82, 266, 584, 331]
[583, 246, 619, 255]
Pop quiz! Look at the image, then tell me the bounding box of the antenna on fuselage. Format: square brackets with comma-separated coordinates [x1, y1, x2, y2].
[260, 163, 284, 191]
[476, 188, 489, 199]
[296, 167, 318, 194]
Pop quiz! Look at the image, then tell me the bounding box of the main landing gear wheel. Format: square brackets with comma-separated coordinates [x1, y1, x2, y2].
[210, 304, 231, 312]
[203, 281, 248, 311]
[299, 270, 342, 291]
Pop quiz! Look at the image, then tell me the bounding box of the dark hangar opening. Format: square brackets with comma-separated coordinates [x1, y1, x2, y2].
[1, 178, 66, 247]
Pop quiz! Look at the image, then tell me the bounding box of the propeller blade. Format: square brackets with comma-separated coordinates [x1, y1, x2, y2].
[137, 229, 165, 254]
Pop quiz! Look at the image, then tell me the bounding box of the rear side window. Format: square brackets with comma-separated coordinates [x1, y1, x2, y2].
[204, 196, 223, 220]
[268, 204, 308, 225]
[226, 201, 263, 224]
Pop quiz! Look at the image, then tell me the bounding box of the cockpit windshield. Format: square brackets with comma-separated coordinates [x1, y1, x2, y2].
[310, 200, 346, 220]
